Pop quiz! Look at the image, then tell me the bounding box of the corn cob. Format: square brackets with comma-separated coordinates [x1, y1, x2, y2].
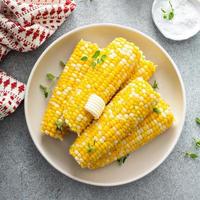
[41, 40, 99, 140]
[63, 38, 143, 134]
[70, 78, 159, 168]
[89, 98, 174, 169]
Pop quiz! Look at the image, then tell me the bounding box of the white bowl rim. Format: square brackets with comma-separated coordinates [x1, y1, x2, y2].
[25, 23, 186, 187]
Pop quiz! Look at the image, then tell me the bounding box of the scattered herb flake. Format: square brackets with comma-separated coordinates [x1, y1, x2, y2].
[168, 11, 174, 20]
[55, 120, 65, 131]
[193, 138, 200, 148]
[153, 107, 161, 114]
[92, 50, 101, 59]
[87, 143, 95, 153]
[161, 0, 174, 20]
[81, 56, 88, 61]
[161, 8, 166, 13]
[152, 80, 159, 90]
[40, 85, 50, 98]
[101, 54, 107, 62]
[46, 73, 56, 81]
[196, 118, 200, 125]
[59, 60, 65, 67]
[185, 152, 198, 159]
[117, 154, 129, 165]
[96, 58, 101, 64]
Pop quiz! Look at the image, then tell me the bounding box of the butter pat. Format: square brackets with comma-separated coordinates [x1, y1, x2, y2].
[85, 94, 105, 119]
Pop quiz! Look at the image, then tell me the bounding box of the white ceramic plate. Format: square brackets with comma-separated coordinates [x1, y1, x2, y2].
[25, 24, 186, 186]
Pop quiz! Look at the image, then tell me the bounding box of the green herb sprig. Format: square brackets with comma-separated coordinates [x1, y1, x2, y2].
[40, 73, 57, 98]
[81, 56, 88, 61]
[117, 154, 129, 165]
[81, 50, 107, 68]
[87, 140, 96, 153]
[153, 107, 161, 114]
[59, 60, 65, 68]
[55, 119, 66, 131]
[193, 138, 200, 148]
[185, 152, 198, 159]
[152, 80, 159, 90]
[196, 117, 200, 125]
[161, 1, 175, 20]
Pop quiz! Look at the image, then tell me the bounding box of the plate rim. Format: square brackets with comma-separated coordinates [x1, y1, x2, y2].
[25, 23, 186, 187]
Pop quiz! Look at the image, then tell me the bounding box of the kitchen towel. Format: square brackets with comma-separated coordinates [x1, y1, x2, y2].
[0, 0, 76, 118]
[0, 70, 25, 119]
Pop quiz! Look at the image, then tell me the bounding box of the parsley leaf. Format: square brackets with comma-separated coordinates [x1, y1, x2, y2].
[81, 56, 88, 61]
[185, 152, 198, 159]
[46, 73, 56, 81]
[59, 60, 65, 67]
[196, 118, 200, 125]
[193, 138, 200, 148]
[55, 120, 65, 131]
[168, 11, 174, 20]
[87, 142, 96, 153]
[92, 50, 101, 59]
[101, 54, 107, 62]
[152, 80, 159, 90]
[153, 107, 161, 114]
[161, 1, 174, 20]
[40, 85, 50, 98]
[117, 154, 129, 165]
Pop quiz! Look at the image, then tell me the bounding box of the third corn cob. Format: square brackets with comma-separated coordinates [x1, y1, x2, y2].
[88, 98, 174, 169]
[70, 78, 159, 168]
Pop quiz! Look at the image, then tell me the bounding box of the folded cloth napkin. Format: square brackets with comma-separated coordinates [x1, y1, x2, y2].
[0, 0, 76, 60]
[0, 0, 76, 118]
[0, 70, 25, 119]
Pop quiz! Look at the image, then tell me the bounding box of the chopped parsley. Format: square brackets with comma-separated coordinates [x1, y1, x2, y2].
[81, 56, 88, 61]
[55, 120, 65, 131]
[153, 107, 161, 114]
[193, 138, 200, 148]
[185, 152, 198, 159]
[161, 1, 174, 20]
[92, 50, 101, 59]
[46, 73, 56, 81]
[152, 80, 159, 90]
[87, 140, 96, 153]
[40, 73, 57, 98]
[101, 54, 107, 62]
[59, 60, 65, 67]
[117, 154, 129, 165]
[40, 85, 50, 98]
[196, 117, 200, 125]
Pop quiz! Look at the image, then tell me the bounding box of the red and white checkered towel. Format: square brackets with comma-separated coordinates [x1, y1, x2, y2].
[0, 70, 25, 119]
[0, 0, 76, 119]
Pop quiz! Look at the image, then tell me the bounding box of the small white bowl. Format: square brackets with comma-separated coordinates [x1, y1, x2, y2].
[25, 24, 186, 186]
[152, 0, 200, 41]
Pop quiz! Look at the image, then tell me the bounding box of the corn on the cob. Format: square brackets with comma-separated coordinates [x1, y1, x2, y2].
[63, 38, 143, 134]
[41, 40, 99, 140]
[70, 78, 159, 168]
[89, 98, 174, 169]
